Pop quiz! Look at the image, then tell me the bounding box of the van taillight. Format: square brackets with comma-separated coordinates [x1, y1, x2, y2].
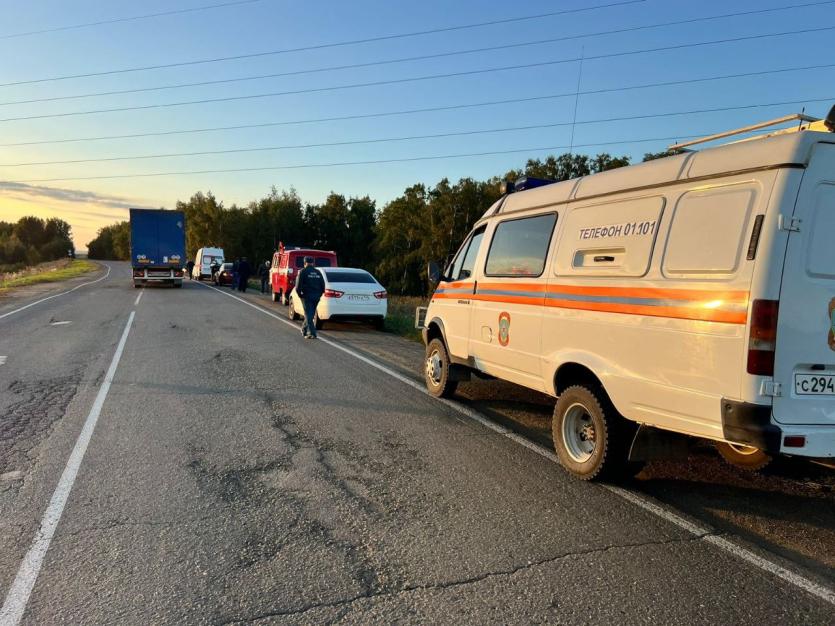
[747, 299, 779, 376]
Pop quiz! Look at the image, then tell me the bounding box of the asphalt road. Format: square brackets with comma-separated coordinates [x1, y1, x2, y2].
[0, 261, 833, 625]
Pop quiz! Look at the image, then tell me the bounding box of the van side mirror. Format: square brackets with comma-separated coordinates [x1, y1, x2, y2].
[428, 261, 441, 284]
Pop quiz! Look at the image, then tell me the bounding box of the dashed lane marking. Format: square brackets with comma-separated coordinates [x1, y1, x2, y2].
[134, 289, 143, 306]
[0, 264, 112, 322]
[49, 321, 72, 326]
[0, 311, 135, 626]
[199, 282, 835, 608]
[0, 356, 6, 366]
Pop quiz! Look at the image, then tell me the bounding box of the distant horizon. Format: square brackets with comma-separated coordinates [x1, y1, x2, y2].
[2, 0, 832, 251]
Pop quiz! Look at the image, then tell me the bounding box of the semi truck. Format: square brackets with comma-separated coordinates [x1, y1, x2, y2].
[129, 208, 186, 289]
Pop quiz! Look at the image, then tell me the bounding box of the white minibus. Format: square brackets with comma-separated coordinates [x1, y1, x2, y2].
[422, 109, 835, 480]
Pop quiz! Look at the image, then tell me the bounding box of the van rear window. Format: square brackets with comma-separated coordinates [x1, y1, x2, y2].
[293, 256, 333, 268]
[664, 185, 756, 277]
[485, 214, 556, 277]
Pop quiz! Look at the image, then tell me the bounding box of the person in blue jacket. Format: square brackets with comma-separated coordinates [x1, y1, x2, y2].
[296, 256, 325, 339]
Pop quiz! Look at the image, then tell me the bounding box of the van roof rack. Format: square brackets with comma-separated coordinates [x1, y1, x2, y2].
[668, 105, 835, 151]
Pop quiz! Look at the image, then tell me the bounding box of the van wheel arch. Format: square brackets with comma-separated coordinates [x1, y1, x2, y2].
[554, 362, 606, 398]
[425, 319, 446, 347]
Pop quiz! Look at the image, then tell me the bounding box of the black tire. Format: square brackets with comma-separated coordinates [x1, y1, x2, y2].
[271, 287, 279, 303]
[314, 313, 324, 330]
[134, 283, 142, 289]
[552, 385, 636, 481]
[288, 299, 299, 321]
[715, 442, 773, 471]
[173, 282, 182, 289]
[373, 318, 385, 331]
[424, 338, 458, 398]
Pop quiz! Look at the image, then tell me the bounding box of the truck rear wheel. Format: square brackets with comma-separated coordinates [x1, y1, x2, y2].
[715, 442, 773, 471]
[552, 385, 636, 481]
[424, 338, 458, 398]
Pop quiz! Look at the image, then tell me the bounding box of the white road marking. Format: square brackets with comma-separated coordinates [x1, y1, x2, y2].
[0, 264, 111, 321]
[0, 356, 6, 366]
[200, 282, 835, 607]
[134, 289, 143, 306]
[49, 321, 72, 326]
[0, 311, 135, 626]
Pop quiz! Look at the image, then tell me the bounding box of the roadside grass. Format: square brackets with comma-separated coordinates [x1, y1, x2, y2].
[0, 259, 97, 292]
[384, 295, 427, 342]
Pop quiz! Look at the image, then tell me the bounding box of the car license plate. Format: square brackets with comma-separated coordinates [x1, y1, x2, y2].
[347, 295, 370, 301]
[794, 374, 835, 395]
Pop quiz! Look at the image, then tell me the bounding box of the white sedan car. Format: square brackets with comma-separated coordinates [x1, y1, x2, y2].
[288, 267, 387, 330]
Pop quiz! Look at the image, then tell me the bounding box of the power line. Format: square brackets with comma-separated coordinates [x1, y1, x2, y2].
[2, 24, 833, 124]
[2, 62, 833, 148]
[0, 0, 643, 87]
[10, 128, 808, 184]
[0, 0, 267, 40]
[3, 1, 832, 107]
[2, 96, 831, 168]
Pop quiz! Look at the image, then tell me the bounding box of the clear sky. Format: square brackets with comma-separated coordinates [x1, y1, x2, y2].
[0, 0, 833, 250]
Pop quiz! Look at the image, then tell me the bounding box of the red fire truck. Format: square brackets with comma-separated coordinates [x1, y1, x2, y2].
[270, 243, 338, 305]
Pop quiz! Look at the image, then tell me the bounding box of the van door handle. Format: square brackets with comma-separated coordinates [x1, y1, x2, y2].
[593, 255, 615, 262]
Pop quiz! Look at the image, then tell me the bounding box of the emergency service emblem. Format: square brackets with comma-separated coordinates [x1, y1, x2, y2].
[828, 298, 835, 351]
[498, 312, 511, 347]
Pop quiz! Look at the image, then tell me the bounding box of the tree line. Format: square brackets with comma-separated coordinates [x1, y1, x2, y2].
[87, 149, 673, 295]
[0, 216, 74, 272]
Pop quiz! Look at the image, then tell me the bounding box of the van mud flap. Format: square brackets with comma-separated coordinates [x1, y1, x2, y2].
[628, 425, 690, 462]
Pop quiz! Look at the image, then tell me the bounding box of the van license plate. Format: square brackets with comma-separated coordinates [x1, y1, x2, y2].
[794, 374, 835, 395]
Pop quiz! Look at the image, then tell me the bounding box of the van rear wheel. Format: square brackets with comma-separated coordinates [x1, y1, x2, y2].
[424, 338, 458, 398]
[553, 385, 636, 481]
[271, 287, 279, 303]
[715, 442, 773, 471]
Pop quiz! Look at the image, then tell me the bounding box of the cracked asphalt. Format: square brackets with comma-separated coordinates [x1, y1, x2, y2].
[0, 262, 833, 624]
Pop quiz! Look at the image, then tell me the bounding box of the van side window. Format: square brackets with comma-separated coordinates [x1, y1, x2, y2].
[555, 197, 664, 277]
[458, 229, 485, 279]
[448, 227, 485, 281]
[485, 213, 557, 277]
[664, 185, 757, 277]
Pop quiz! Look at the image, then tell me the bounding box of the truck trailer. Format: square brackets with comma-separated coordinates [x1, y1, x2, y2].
[129, 208, 186, 288]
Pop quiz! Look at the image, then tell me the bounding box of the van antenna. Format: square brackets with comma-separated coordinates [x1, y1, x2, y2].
[568, 45, 584, 157]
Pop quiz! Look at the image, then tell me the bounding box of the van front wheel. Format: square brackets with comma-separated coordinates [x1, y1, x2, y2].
[715, 442, 773, 471]
[425, 338, 457, 398]
[553, 385, 634, 481]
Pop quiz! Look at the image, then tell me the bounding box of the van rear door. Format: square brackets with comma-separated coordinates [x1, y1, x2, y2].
[773, 141, 835, 426]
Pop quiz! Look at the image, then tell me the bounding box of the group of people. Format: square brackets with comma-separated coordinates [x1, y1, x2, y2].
[187, 253, 324, 340]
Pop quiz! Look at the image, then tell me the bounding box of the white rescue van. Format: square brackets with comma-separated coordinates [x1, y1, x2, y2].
[192, 247, 224, 280]
[421, 109, 835, 480]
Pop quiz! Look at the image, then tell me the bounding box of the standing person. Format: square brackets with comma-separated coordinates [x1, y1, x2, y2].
[296, 256, 325, 339]
[238, 257, 252, 293]
[209, 259, 220, 283]
[258, 261, 270, 294]
[231, 258, 240, 290]
[186, 259, 195, 280]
